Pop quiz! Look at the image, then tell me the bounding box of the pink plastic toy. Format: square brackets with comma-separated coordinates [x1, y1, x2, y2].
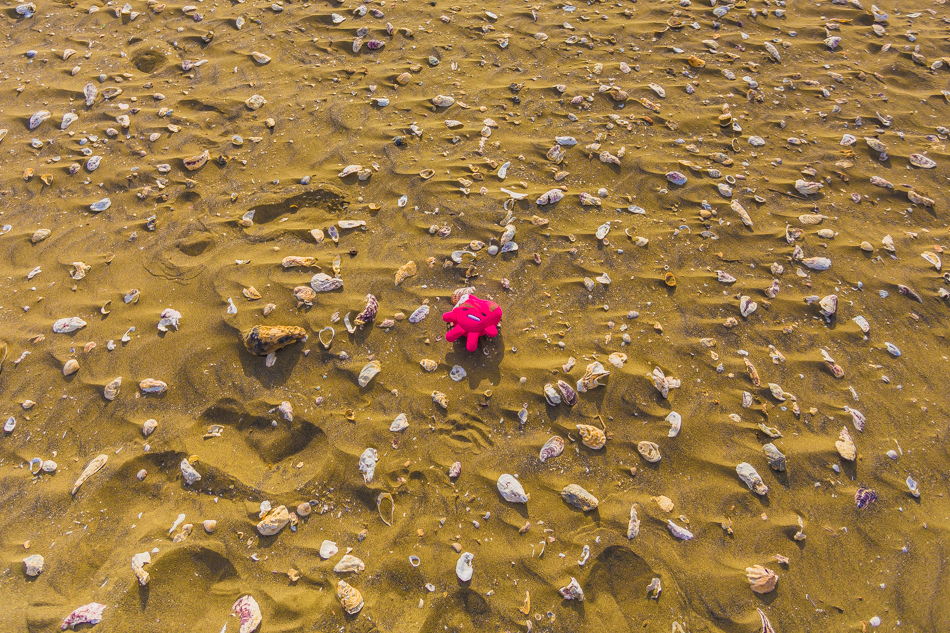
[442, 294, 503, 352]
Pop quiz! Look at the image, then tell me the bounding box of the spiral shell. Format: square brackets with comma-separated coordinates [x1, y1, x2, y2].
[577, 424, 606, 449]
[539, 436, 564, 462]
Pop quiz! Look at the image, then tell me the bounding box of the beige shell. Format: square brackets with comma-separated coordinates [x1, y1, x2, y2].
[577, 361, 609, 393]
[637, 441, 662, 463]
[183, 150, 210, 171]
[420, 359, 438, 372]
[835, 426, 857, 461]
[139, 378, 168, 394]
[432, 391, 448, 409]
[336, 580, 364, 614]
[395, 261, 417, 285]
[651, 495, 674, 512]
[71, 454, 108, 495]
[251, 51, 271, 64]
[746, 565, 779, 594]
[334, 554, 365, 574]
[358, 360, 381, 388]
[282, 256, 316, 268]
[257, 505, 290, 536]
[577, 424, 606, 449]
[864, 136, 887, 153]
[561, 484, 599, 511]
[63, 359, 80, 376]
[104, 376, 122, 400]
[311, 273, 343, 292]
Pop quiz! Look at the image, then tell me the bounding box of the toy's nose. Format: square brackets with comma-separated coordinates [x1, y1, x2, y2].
[466, 314, 481, 322]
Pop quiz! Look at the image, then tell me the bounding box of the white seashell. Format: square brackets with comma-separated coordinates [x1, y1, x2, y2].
[802, 257, 832, 271]
[739, 296, 758, 317]
[389, 413, 408, 432]
[157, 308, 181, 332]
[358, 360, 381, 387]
[408, 305, 430, 323]
[456, 552, 474, 582]
[232, 595, 262, 633]
[320, 540, 339, 559]
[311, 273, 343, 292]
[53, 317, 87, 333]
[432, 94, 455, 107]
[497, 474, 529, 503]
[666, 411, 682, 437]
[29, 110, 51, 130]
[449, 365, 467, 381]
[180, 458, 201, 485]
[358, 448, 378, 483]
[334, 554, 366, 573]
[736, 462, 769, 495]
[61, 113, 78, 130]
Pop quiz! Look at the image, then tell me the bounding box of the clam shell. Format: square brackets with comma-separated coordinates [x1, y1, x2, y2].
[357, 360, 381, 387]
[909, 153, 936, 168]
[310, 273, 343, 292]
[539, 436, 565, 462]
[389, 413, 408, 432]
[577, 424, 606, 449]
[561, 484, 598, 511]
[497, 474, 529, 503]
[336, 580, 364, 614]
[637, 441, 662, 463]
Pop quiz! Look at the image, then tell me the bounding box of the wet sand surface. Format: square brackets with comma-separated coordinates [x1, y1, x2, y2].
[1, 0, 950, 631]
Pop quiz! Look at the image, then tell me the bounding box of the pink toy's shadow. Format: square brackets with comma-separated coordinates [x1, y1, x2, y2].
[444, 332, 504, 389]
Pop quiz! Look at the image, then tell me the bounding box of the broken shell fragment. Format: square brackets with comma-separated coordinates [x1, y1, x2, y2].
[257, 505, 290, 535]
[576, 361, 609, 393]
[241, 325, 306, 355]
[71, 454, 108, 495]
[559, 577, 585, 601]
[334, 554, 366, 573]
[180, 458, 201, 485]
[104, 377, 122, 401]
[310, 273, 343, 292]
[232, 595, 262, 633]
[497, 474, 529, 503]
[53, 317, 87, 333]
[577, 424, 606, 449]
[835, 427, 857, 461]
[354, 294, 378, 327]
[637, 441, 662, 462]
[763, 443, 786, 471]
[61, 603, 106, 631]
[182, 150, 210, 171]
[395, 260, 417, 285]
[336, 580, 364, 615]
[357, 360, 381, 387]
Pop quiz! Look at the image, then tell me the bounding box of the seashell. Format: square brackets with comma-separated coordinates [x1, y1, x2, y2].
[794, 179, 823, 195]
[763, 443, 786, 471]
[764, 42, 781, 62]
[456, 552, 474, 582]
[277, 401, 293, 422]
[864, 136, 887, 153]
[802, 257, 831, 271]
[559, 577, 585, 601]
[183, 150, 209, 171]
[90, 198, 112, 212]
[852, 315, 870, 333]
[320, 540, 339, 559]
[649, 366, 681, 398]
[251, 51, 271, 64]
[157, 308, 181, 332]
[497, 474, 530, 503]
[687, 55, 705, 67]
[336, 580, 364, 614]
[241, 325, 306, 355]
[29, 110, 51, 130]
[561, 484, 598, 511]
[396, 71, 411, 85]
[736, 462, 769, 495]
[139, 378, 167, 394]
[666, 171, 687, 185]
[824, 36, 842, 50]
[907, 190, 934, 207]
[420, 359, 438, 372]
[576, 361, 609, 393]
[627, 504, 640, 539]
[855, 487, 878, 509]
[395, 261, 417, 285]
[746, 565, 778, 594]
[845, 406, 866, 431]
[765, 279, 781, 299]
[101, 87, 123, 100]
[104, 376, 122, 401]
[432, 94, 455, 107]
[909, 153, 936, 169]
[648, 82, 666, 98]
[448, 461, 462, 478]
[354, 294, 378, 327]
[666, 411, 682, 438]
[245, 94, 267, 110]
[53, 317, 87, 333]
[358, 448, 378, 483]
[638, 441, 662, 463]
[71, 454, 108, 495]
[667, 520, 693, 540]
[61, 603, 106, 631]
[24, 554, 44, 577]
[389, 413, 408, 432]
[142, 419, 158, 437]
[536, 188, 565, 205]
[334, 554, 366, 573]
[449, 365, 467, 382]
[83, 83, 98, 106]
[232, 595, 262, 633]
[557, 380, 578, 406]
[835, 426, 857, 461]
[921, 251, 942, 271]
[739, 296, 758, 318]
[310, 273, 343, 292]
[817, 229, 836, 239]
[408, 305, 429, 323]
[357, 360, 381, 387]
[581, 192, 602, 207]
[539, 436, 565, 462]
[607, 352, 626, 368]
[63, 359, 80, 376]
[31, 228, 51, 243]
[716, 270, 737, 283]
[293, 286, 316, 306]
[906, 476, 920, 498]
[318, 326, 335, 349]
[282, 256, 316, 268]
[543, 383, 561, 406]
[180, 457, 201, 485]
[577, 424, 606, 449]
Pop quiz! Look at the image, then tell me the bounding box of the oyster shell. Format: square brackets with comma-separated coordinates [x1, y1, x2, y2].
[395, 261, 417, 285]
[736, 462, 769, 495]
[909, 153, 937, 169]
[232, 595, 262, 633]
[835, 426, 856, 460]
[539, 436, 564, 462]
[257, 505, 290, 536]
[53, 317, 87, 333]
[746, 565, 779, 594]
[183, 150, 210, 171]
[536, 188, 565, 205]
[497, 474, 529, 503]
[456, 552, 474, 581]
[561, 484, 598, 511]
[139, 378, 167, 394]
[71, 454, 108, 495]
[357, 360, 381, 387]
[577, 424, 606, 449]
[180, 458, 201, 485]
[648, 367, 681, 398]
[420, 359, 438, 372]
[627, 504, 640, 539]
[543, 383, 561, 406]
[334, 554, 365, 573]
[666, 411, 682, 437]
[667, 520, 694, 540]
[104, 376, 122, 400]
[354, 294, 378, 327]
[241, 325, 306, 355]
[763, 443, 786, 471]
[336, 580, 364, 614]
[310, 273, 343, 292]
[432, 94, 455, 107]
[637, 441, 662, 463]
[358, 448, 378, 483]
[557, 380, 578, 405]
[389, 413, 408, 432]
[739, 295, 758, 317]
[432, 391, 448, 409]
[409, 305, 430, 323]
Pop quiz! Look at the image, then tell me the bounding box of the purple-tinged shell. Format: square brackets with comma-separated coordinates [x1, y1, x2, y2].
[536, 188, 564, 205]
[855, 487, 878, 509]
[61, 603, 106, 630]
[366, 40, 385, 50]
[539, 436, 565, 462]
[666, 171, 687, 185]
[354, 294, 378, 326]
[448, 461, 461, 478]
[408, 305, 429, 323]
[556, 380, 577, 406]
[667, 520, 694, 540]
